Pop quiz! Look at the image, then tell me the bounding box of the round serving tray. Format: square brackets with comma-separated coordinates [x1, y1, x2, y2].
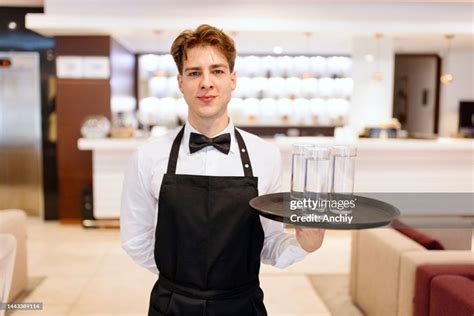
[249, 192, 400, 229]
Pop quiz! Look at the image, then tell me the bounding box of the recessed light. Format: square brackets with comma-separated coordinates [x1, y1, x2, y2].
[273, 46, 283, 55]
[8, 21, 17, 30]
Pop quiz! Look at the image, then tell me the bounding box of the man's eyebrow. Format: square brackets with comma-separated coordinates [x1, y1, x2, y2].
[183, 66, 201, 72]
[210, 64, 228, 69]
[183, 64, 228, 72]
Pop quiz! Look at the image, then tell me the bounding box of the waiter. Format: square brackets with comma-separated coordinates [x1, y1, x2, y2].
[121, 24, 325, 316]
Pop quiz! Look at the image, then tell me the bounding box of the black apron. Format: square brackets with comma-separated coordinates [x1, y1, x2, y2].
[148, 125, 267, 316]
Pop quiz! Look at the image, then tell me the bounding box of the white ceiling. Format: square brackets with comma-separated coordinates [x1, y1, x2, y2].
[3, 0, 474, 5]
[20, 0, 474, 54]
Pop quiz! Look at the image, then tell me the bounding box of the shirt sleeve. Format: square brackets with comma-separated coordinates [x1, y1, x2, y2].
[260, 148, 309, 268]
[120, 148, 159, 275]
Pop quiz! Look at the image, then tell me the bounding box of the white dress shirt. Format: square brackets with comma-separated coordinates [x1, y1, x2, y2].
[120, 119, 309, 275]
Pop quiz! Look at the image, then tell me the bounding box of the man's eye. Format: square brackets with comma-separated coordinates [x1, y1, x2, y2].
[188, 72, 200, 77]
[213, 69, 224, 74]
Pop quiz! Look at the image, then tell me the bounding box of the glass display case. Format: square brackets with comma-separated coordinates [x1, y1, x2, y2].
[137, 53, 353, 135]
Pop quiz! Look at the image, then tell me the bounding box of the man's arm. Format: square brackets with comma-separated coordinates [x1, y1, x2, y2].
[260, 149, 312, 268]
[120, 149, 159, 274]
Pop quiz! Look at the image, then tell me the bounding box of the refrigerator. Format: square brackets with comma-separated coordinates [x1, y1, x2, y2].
[0, 51, 44, 216]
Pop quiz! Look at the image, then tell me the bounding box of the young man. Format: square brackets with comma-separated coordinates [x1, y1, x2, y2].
[121, 24, 325, 316]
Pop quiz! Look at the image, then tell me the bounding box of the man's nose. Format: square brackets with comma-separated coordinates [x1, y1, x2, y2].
[200, 72, 214, 90]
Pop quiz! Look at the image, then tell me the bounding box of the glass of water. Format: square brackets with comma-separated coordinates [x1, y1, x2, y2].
[304, 147, 331, 212]
[329, 145, 357, 214]
[291, 143, 315, 200]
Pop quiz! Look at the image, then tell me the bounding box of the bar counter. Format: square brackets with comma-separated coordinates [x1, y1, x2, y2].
[78, 136, 473, 219]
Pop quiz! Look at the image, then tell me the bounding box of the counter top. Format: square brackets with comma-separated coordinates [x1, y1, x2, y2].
[273, 136, 474, 151]
[78, 137, 148, 150]
[78, 136, 474, 151]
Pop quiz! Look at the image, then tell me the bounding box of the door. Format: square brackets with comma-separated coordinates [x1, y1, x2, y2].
[393, 55, 440, 136]
[0, 52, 44, 216]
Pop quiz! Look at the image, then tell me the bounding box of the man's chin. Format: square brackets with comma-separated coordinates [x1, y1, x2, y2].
[197, 112, 221, 120]
[195, 106, 223, 118]
[191, 109, 226, 121]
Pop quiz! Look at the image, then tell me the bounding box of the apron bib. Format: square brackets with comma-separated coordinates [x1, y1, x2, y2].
[148, 125, 267, 316]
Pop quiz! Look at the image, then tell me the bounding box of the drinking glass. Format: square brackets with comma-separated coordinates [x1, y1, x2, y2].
[291, 143, 315, 199]
[304, 147, 331, 212]
[329, 145, 357, 214]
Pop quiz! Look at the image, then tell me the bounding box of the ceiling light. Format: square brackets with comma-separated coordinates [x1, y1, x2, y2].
[372, 72, 383, 82]
[273, 46, 283, 55]
[440, 34, 455, 85]
[440, 73, 453, 85]
[8, 22, 17, 30]
[371, 33, 383, 82]
[365, 54, 374, 63]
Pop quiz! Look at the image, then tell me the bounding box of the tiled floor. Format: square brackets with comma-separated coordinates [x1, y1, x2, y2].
[10, 217, 353, 316]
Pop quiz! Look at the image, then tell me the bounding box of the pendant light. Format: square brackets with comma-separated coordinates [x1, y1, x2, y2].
[302, 32, 312, 79]
[440, 34, 455, 85]
[371, 33, 383, 82]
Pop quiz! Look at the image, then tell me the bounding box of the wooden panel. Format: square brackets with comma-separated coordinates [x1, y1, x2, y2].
[55, 36, 110, 56]
[58, 175, 92, 220]
[56, 79, 111, 219]
[55, 35, 135, 220]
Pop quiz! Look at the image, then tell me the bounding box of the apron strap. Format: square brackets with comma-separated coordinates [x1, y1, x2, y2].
[166, 124, 254, 177]
[166, 125, 185, 174]
[234, 128, 253, 177]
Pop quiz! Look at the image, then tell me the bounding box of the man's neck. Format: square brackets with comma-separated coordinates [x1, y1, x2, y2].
[188, 114, 230, 138]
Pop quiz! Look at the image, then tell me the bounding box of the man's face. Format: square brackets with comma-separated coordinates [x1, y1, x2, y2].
[178, 45, 236, 122]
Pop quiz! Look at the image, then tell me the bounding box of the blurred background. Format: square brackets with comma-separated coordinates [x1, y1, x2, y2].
[0, 1, 473, 315]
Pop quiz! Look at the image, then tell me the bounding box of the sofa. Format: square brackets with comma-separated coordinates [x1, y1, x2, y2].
[0, 233, 16, 316]
[0, 209, 28, 301]
[415, 264, 474, 316]
[349, 226, 473, 316]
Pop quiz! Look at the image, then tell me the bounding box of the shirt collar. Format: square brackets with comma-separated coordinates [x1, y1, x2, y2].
[182, 117, 238, 155]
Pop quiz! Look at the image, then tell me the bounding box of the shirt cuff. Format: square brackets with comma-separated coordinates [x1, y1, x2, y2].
[272, 236, 310, 269]
[288, 236, 311, 260]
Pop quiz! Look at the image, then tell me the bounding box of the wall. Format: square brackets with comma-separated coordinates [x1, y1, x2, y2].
[439, 48, 474, 137]
[55, 36, 135, 220]
[349, 36, 395, 134]
[110, 38, 136, 111]
[347, 37, 471, 137]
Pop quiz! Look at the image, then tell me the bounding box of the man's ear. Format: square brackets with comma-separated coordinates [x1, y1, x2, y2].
[230, 71, 237, 91]
[177, 74, 183, 93]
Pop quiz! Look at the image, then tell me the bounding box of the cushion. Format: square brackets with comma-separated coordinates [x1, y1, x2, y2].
[415, 264, 474, 316]
[392, 219, 444, 250]
[430, 275, 474, 316]
[0, 210, 28, 301]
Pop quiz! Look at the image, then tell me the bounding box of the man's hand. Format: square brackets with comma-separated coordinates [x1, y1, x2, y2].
[295, 227, 325, 253]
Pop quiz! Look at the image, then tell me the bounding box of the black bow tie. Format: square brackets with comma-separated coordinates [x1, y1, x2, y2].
[189, 132, 231, 154]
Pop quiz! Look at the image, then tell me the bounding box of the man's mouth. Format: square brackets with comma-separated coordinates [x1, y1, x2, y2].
[198, 96, 217, 103]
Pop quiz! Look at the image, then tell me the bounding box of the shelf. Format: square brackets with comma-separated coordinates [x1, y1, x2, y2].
[237, 125, 338, 137]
